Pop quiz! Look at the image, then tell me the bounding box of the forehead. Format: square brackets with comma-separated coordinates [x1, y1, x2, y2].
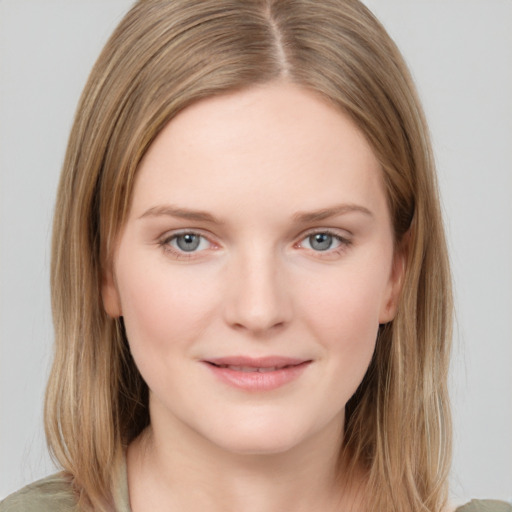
[131, 82, 386, 221]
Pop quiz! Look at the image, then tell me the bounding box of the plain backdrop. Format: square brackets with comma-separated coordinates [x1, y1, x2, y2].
[1, 0, 511, 504]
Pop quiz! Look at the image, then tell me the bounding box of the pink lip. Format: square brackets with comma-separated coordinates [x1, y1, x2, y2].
[201, 356, 312, 392]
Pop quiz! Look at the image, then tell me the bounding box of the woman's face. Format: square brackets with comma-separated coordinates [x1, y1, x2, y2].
[104, 82, 403, 455]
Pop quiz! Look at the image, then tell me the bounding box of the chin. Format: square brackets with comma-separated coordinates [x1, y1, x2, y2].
[200, 413, 320, 457]
[215, 433, 306, 457]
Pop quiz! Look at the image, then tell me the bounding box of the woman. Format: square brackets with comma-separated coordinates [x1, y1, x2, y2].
[1, 1, 510, 511]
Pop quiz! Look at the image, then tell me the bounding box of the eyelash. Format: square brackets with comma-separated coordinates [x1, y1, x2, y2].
[158, 230, 216, 260]
[295, 229, 352, 257]
[158, 229, 352, 260]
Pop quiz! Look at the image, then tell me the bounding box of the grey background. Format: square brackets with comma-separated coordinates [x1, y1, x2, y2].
[1, 0, 511, 504]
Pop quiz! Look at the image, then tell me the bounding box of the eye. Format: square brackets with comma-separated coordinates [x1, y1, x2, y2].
[298, 230, 350, 253]
[170, 233, 206, 252]
[165, 232, 212, 253]
[305, 233, 336, 251]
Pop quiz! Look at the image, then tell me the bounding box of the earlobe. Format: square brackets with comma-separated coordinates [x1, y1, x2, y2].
[102, 268, 122, 318]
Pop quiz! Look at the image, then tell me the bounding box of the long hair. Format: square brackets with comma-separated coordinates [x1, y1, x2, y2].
[46, 1, 452, 510]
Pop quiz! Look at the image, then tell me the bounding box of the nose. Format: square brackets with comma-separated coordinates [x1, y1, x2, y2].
[223, 249, 292, 335]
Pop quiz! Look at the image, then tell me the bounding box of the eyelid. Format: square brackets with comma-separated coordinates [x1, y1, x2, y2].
[158, 229, 219, 258]
[156, 227, 353, 259]
[294, 228, 353, 254]
[159, 228, 213, 242]
[297, 227, 352, 242]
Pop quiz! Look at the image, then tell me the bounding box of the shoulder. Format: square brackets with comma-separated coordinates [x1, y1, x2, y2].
[0, 473, 78, 512]
[456, 500, 512, 512]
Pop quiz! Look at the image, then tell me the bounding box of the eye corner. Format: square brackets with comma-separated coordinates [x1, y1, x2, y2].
[293, 228, 354, 258]
[157, 230, 220, 260]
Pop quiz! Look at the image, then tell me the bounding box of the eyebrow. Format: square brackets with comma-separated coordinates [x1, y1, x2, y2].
[138, 205, 223, 224]
[139, 203, 373, 225]
[292, 204, 373, 223]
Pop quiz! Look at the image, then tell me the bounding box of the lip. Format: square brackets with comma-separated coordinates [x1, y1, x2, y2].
[201, 356, 312, 392]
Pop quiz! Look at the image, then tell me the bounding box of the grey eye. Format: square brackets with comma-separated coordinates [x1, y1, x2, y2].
[175, 233, 202, 252]
[308, 233, 334, 251]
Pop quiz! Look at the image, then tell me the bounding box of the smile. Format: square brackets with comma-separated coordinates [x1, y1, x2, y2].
[202, 356, 312, 391]
[211, 364, 295, 373]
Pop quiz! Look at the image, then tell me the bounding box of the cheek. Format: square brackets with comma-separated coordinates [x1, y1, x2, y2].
[295, 258, 391, 388]
[301, 264, 388, 341]
[115, 257, 220, 365]
[315, 285, 379, 377]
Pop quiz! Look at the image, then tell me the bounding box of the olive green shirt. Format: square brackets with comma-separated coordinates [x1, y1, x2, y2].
[1, 467, 511, 512]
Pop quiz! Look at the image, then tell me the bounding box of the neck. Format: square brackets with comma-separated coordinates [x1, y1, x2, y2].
[127, 408, 364, 512]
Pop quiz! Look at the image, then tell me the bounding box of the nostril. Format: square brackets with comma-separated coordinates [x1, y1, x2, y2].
[222, 265, 293, 332]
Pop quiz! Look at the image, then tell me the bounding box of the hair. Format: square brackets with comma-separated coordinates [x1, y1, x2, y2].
[46, 1, 453, 511]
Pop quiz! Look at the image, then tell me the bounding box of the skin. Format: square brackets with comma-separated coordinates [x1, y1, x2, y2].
[103, 82, 405, 512]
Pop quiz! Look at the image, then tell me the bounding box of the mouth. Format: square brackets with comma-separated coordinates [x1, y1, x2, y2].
[201, 356, 312, 391]
[208, 364, 298, 373]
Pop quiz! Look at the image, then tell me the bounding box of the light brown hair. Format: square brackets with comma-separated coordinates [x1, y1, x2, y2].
[46, 1, 452, 510]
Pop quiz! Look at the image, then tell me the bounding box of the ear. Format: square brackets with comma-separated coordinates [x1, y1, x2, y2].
[102, 266, 122, 318]
[378, 243, 407, 324]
